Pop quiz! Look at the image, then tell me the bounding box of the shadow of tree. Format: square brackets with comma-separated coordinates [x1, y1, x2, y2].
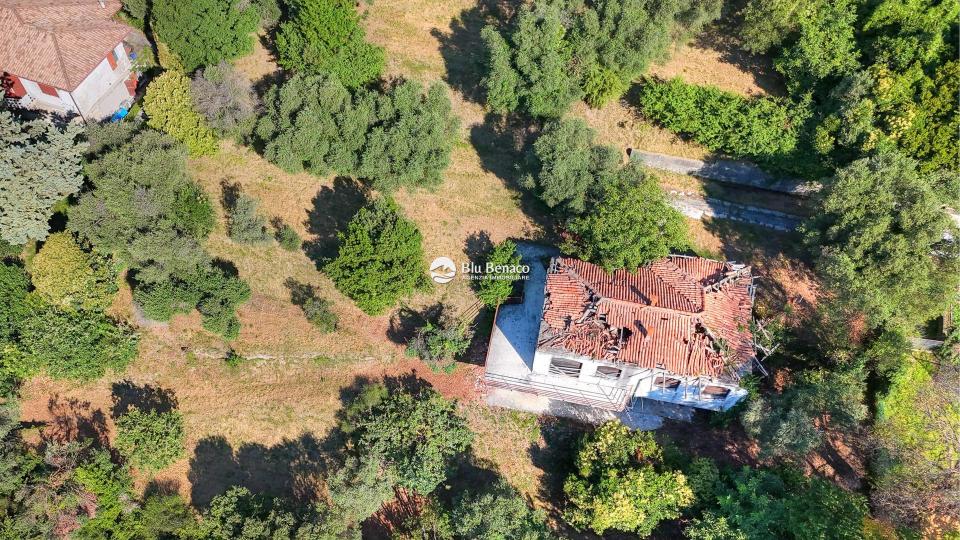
[386, 302, 446, 345]
[464, 230, 494, 267]
[220, 178, 241, 212]
[303, 177, 369, 268]
[527, 417, 585, 526]
[188, 433, 330, 509]
[43, 395, 109, 447]
[283, 277, 317, 308]
[110, 380, 178, 418]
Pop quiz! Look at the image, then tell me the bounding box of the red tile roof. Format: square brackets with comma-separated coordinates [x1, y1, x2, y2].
[539, 256, 755, 380]
[0, 0, 132, 91]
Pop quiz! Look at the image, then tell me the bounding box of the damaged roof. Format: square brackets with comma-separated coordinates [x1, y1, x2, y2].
[539, 256, 755, 380]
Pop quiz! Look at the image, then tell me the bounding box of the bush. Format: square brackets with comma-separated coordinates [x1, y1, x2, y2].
[406, 318, 472, 372]
[450, 480, 554, 540]
[563, 421, 693, 536]
[191, 61, 258, 137]
[255, 74, 459, 192]
[564, 164, 688, 271]
[18, 304, 138, 382]
[0, 111, 85, 245]
[151, 0, 259, 72]
[635, 77, 817, 175]
[301, 296, 338, 333]
[344, 383, 473, 493]
[226, 193, 272, 244]
[521, 118, 619, 216]
[29, 232, 117, 312]
[324, 197, 427, 315]
[275, 222, 301, 251]
[144, 71, 218, 156]
[0, 262, 30, 340]
[475, 239, 522, 307]
[275, 0, 385, 87]
[115, 408, 185, 472]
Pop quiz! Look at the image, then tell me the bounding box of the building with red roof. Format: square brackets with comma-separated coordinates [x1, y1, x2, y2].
[484, 250, 758, 419]
[0, 0, 140, 120]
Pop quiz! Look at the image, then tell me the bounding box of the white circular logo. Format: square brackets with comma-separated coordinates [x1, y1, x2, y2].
[429, 256, 457, 284]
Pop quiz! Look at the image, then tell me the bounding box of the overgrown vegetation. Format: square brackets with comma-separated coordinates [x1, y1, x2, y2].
[475, 239, 523, 308]
[407, 316, 473, 372]
[255, 74, 459, 192]
[151, 0, 259, 73]
[143, 71, 219, 156]
[191, 61, 259, 137]
[115, 408, 186, 472]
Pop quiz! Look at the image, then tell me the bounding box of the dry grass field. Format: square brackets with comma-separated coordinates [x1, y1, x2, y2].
[19, 0, 813, 514]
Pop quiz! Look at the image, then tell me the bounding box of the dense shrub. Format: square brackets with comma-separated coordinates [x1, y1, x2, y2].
[475, 239, 522, 307]
[29, 233, 117, 312]
[115, 408, 185, 471]
[275, 0, 385, 87]
[802, 152, 959, 331]
[564, 164, 688, 271]
[450, 480, 554, 539]
[18, 304, 138, 382]
[256, 74, 458, 192]
[344, 383, 473, 494]
[635, 77, 815, 173]
[301, 296, 338, 333]
[406, 318, 472, 372]
[144, 72, 218, 156]
[198, 486, 314, 539]
[0, 111, 85, 245]
[191, 61, 259, 137]
[151, 0, 259, 72]
[563, 421, 692, 536]
[324, 197, 427, 315]
[275, 222, 302, 251]
[0, 262, 29, 341]
[226, 193, 272, 244]
[521, 118, 619, 216]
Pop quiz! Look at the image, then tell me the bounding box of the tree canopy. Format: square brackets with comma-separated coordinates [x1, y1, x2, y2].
[275, 0, 386, 87]
[802, 152, 959, 331]
[0, 112, 85, 245]
[151, 0, 259, 72]
[144, 71, 219, 156]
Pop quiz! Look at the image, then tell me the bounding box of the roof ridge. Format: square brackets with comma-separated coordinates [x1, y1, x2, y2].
[645, 261, 703, 312]
[48, 32, 72, 90]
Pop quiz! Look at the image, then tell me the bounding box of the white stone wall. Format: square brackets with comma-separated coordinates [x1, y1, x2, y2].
[69, 43, 132, 119]
[19, 78, 72, 112]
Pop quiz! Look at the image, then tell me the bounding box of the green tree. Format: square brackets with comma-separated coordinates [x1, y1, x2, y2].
[802, 152, 960, 331]
[198, 486, 315, 539]
[345, 383, 473, 494]
[563, 421, 693, 536]
[128, 493, 199, 539]
[115, 408, 185, 472]
[772, 0, 859, 95]
[144, 71, 218, 156]
[275, 0, 385, 87]
[450, 479, 554, 540]
[324, 198, 427, 315]
[685, 513, 747, 540]
[255, 75, 458, 191]
[565, 165, 688, 271]
[0, 111, 85, 245]
[0, 262, 29, 341]
[29, 233, 117, 312]
[742, 365, 867, 459]
[901, 60, 959, 172]
[480, 4, 581, 118]
[151, 0, 259, 72]
[521, 118, 618, 216]
[475, 239, 522, 307]
[314, 455, 396, 538]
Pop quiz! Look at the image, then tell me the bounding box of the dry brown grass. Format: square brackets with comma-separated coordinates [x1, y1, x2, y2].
[18, 0, 810, 513]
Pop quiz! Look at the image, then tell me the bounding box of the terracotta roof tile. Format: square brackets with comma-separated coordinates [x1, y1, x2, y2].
[539, 256, 755, 380]
[0, 0, 131, 91]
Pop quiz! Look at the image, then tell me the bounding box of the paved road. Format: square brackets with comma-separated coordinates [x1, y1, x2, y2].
[629, 150, 821, 195]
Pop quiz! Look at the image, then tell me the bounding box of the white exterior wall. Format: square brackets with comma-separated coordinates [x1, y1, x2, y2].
[68, 43, 132, 119]
[16, 43, 131, 120]
[531, 348, 748, 411]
